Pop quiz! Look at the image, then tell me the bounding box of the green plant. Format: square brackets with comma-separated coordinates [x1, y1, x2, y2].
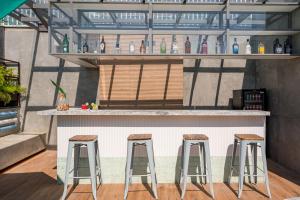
[0, 65, 25, 104]
[50, 79, 66, 97]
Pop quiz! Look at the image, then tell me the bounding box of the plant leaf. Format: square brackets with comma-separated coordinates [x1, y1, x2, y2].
[50, 79, 67, 97]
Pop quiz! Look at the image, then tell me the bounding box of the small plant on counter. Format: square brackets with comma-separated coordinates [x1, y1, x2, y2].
[0, 65, 25, 105]
[50, 80, 69, 111]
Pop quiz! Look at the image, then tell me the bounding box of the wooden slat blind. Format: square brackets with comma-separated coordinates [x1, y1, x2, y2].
[98, 63, 183, 108]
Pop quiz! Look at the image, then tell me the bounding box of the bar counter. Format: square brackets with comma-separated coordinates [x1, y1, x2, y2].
[38, 108, 270, 116]
[38, 108, 270, 184]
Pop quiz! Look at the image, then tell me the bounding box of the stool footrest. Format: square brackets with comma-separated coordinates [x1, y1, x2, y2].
[231, 166, 265, 173]
[69, 176, 92, 179]
[187, 174, 207, 177]
[131, 173, 151, 177]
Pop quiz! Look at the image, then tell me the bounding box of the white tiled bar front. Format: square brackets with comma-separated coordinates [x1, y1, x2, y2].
[38, 108, 270, 184]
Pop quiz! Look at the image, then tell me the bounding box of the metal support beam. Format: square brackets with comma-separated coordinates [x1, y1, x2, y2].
[26, 0, 48, 29]
[266, 13, 285, 26]
[174, 13, 182, 28]
[207, 14, 216, 25]
[9, 12, 38, 30]
[148, 3, 153, 54]
[237, 14, 250, 24]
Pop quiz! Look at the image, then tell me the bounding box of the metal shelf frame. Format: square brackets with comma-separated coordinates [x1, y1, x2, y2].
[48, 0, 300, 66]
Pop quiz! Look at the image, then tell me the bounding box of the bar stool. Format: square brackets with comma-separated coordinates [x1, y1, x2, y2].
[124, 134, 158, 200]
[62, 135, 102, 200]
[229, 134, 271, 199]
[180, 134, 214, 199]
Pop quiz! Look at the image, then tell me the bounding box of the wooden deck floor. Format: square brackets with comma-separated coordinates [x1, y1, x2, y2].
[0, 150, 300, 200]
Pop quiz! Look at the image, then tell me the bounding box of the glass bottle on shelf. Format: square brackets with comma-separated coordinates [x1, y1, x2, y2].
[258, 41, 265, 54]
[115, 42, 121, 54]
[273, 38, 283, 54]
[284, 38, 292, 54]
[140, 40, 146, 54]
[83, 40, 89, 53]
[232, 38, 239, 54]
[160, 38, 167, 54]
[245, 39, 251, 54]
[185, 36, 191, 54]
[62, 34, 69, 53]
[100, 36, 106, 54]
[129, 41, 135, 54]
[200, 38, 208, 54]
[215, 41, 221, 54]
[172, 37, 178, 54]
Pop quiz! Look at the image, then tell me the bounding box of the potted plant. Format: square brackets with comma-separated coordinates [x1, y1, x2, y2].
[0, 65, 25, 107]
[50, 80, 69, 111]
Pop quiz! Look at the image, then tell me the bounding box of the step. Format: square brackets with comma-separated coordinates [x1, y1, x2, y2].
[0, 132, 46, 170]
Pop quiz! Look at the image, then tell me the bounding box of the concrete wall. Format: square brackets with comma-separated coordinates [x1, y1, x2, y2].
[4, 28, 99, 146]
[256, 58, 300, 174]
[183, 59, 256, 108]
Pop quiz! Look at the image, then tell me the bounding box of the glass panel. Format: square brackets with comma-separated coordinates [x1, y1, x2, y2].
[153, 12, 226, 30]
[78, 11, 148, 29]
[230, 0, 299, 3]
[230, 13, 289, 30]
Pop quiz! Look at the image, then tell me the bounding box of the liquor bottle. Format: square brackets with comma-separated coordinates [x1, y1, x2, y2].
[245, 39, 251, 54]
[160, 38, 167, 54]
[258, 41, 265, 54]
[62, 34, 69, 53]
[284, 38, 292, 54]
[115, 42, 121, 54]
[100, 36, 106, 54]
[140, 40, 146, 54]
[172, 37, 178, 54]
[232, 38, 239, 54]
[129, 41, 135, 54]
[200, 38, 208, 54]
[185, 36, 191, 54]
[83, 40, 89, 53]
[273, 38, 283, 54]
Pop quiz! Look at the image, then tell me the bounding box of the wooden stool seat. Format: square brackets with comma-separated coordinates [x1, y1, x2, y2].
[69, 135, 97, 142]
[183, 134, 208, 141]
[127, 134, 152, 141]
[235, 134, 264, 141]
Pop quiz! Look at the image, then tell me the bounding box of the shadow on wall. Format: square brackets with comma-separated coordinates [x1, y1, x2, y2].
[98, 60, 183, 109]
[75, 68, 99, 106]
[183, 58, 256, 109]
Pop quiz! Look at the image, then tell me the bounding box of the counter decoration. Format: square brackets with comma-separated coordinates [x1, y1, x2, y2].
[50, 80, 69, 111]
[81, 102, 98, 110]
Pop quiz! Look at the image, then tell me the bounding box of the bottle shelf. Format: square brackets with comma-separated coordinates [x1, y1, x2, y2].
[51, 53, 300, 68]
[52, 1, 299, 13]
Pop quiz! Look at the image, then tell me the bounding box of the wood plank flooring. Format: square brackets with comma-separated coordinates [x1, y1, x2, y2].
[0, 150, 300, 200]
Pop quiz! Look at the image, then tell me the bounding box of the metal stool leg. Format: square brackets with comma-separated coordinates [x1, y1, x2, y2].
[204, 141, 215, 199]
[129, 144, 135, 185]
[181, 140, 191, 200]
[73, 144, 80, 187]
[124, 141, 133, 200]
[87, 142, 98, 200]
[261, 141, 272, 198]
[201, 143, 207, 184]
[62, 142, 74, 200]
[180, 140, 185, 184]
[246, 146, 252, 184]
[229, 138, 238, 184]
[146, 140, 158, 199]
[251, 143, 258, 184]
[95, 141, 102, 185]
[238, 141, 247, 199]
